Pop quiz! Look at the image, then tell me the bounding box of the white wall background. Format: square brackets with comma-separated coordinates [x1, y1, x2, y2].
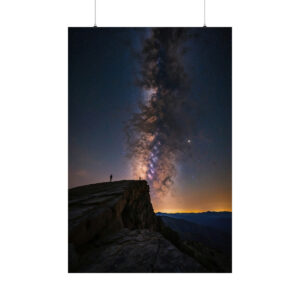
[0, 0, 300, 299]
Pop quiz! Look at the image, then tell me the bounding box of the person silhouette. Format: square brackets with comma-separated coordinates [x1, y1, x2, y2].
[110, 174, 113, 182]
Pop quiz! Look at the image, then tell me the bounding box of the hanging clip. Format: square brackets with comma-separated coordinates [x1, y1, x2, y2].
[94, 0, 97, 27]
[203, 0, 207, 27]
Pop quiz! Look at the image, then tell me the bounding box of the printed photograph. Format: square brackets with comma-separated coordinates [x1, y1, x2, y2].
[68, 27, 232, 272]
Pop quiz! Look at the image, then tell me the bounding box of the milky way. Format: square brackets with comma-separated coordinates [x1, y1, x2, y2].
[125, 28, 194, 200]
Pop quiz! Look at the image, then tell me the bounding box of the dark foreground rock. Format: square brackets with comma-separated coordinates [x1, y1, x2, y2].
[69, 180, 229, 272]
[78, 229, 204, 272]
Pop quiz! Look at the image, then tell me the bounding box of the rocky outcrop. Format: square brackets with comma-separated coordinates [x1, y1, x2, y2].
[69, 180, 203, 272]
[69, 181, 158, 247]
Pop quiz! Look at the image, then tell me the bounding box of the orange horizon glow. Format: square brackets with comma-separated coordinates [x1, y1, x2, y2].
[151, 187, 232, 214]
[154, 209, 232, 213]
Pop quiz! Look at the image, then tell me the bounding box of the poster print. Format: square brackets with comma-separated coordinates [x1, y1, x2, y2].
[69, 27, 232, 273]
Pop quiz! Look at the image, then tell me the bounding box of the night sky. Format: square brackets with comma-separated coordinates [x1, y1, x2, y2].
[69, 27, 231, 212]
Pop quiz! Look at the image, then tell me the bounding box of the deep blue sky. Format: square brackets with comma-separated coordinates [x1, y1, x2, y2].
[69, 28, 231, 212]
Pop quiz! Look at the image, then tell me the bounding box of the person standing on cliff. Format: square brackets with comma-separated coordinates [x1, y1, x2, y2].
[110, 174, 113, 182]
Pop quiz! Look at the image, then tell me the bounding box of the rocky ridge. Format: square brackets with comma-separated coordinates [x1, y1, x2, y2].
[69, 180, 228, 272]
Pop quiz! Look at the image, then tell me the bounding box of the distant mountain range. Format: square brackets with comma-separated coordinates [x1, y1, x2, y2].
[156, 212, 232, 256]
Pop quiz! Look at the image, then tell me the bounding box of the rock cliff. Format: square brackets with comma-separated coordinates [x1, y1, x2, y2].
[69, 180, 204, 272]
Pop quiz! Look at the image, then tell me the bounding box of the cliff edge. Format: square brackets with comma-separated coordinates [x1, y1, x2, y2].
[69, 180, 204, 272]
